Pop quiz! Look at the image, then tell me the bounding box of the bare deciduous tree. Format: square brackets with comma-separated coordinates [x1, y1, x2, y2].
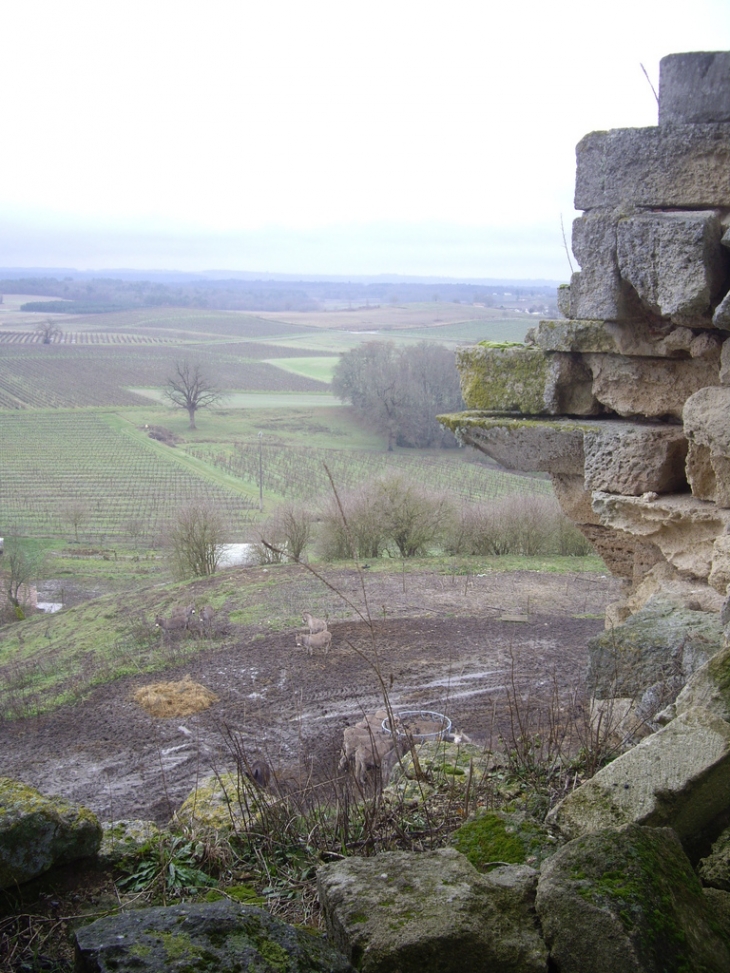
[169, 502, 225, 577]
[36, 319, 62, 345]
[2, 537, 43, 619]
[164, 361, 225, 430]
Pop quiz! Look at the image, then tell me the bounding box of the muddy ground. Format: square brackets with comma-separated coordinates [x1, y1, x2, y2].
[0, 567, 622, 824]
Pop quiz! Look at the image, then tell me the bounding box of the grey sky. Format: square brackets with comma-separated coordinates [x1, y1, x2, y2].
[3, 0, 730, 279]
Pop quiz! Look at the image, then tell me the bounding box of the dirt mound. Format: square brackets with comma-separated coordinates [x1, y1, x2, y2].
[133, 676, 218, 717]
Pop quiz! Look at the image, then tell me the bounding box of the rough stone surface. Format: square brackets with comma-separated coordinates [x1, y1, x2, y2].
[583, 424, 688, 495]
[575, 125, 730, 211]
[548, 707, 730, 845]
[684, 386, 730, 506]
[659, 52, 730, 125]
[585, 353, 720, 419]
[674, 644, 730, 722]
[721, 333, 730, 381]
[592, 491, 730, 582]
[535, 824, 730, 973]
[317, 848, 548, 973]
[175, 772, 274, 832]
[98, 819, 161, 866]
[588, 598, 724, 702]
[550, 474, 601, 525]
[440, 416, 586, 474]
[616, 210, 728, 325]
[74, 901, 353, 973]
[0, 776, 102, 889]
[571, 213, 638, 321]
[709, 532, 730, 593]
[536, 318, 714, 357]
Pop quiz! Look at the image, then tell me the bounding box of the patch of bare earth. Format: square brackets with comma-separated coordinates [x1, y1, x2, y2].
[0, 568, 621, 824]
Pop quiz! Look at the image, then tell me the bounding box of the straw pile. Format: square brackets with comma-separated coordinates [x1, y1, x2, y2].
[133, 675, 218, 717]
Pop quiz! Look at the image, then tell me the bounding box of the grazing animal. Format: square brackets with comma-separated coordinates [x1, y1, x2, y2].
[197, 605, 214, 635]
[245, 759, 271, 789]
[295, 630, 332, 656]
[338, 710, 396, 785]
[154, 613, 189, 637]
[302, 611, 328, 635]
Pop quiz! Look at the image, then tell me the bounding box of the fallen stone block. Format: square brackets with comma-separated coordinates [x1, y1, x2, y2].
[548, 707, 730, 846]
[317, 847, 548, 973]
[75, 901, 352, 973]
[0, 777, 101, 889]
[536, 824, 730, 973]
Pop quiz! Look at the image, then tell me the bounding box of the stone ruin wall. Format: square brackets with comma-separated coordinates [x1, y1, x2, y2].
[441, 51, 730, 630]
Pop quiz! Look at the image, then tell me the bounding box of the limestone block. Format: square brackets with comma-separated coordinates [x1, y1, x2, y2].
[579, 523, 638, 580]
[617, 211, 729, 325]
[592, 491, 730, 581]
[659, 52, 730, 125]
[674, 644, 730, 723]
[0, 777, 102, 889]
[548, 707, 730, 844]
[98, 819, 161, 866]
[556, 283, 571, 317]
[585, 353, 720, 420]
[627, 563, 725, 614]
[439, 416, 586, 474]
[75, 902, 353, 973]
[583, 424, 688, 495]
[699, 827, 730, 891]
[550, 474, 599, 524]
[317, 848, 548, 973]
[455, 344, 601, 416]
[588, 597, 724, 701]
[536, 318, 706, 357]
[536, 825, 730, 973]
[684, 386, 730, 506]
[571, 214, 641, 320]
[575, 125, 730, 211]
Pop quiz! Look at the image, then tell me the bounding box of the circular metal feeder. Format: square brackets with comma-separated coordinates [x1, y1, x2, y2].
[381, 710, 452, 741]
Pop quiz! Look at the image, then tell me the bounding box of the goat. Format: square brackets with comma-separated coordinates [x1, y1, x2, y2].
[193, 605, 214, 636]
[295, 630, 332, 656]
[338, 710, 396, 785]
[302, 611, 328, 635]
[155, 603, 195, 638]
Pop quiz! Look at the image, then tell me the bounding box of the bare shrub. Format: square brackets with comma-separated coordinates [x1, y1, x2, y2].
[373, 475, 452, 557]
[169, 501, 226, 578]
[318, 486, 387, 561]
[259, 501, 314, 561]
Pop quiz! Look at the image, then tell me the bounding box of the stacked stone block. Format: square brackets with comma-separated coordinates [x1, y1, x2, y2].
[440, 52, 730, 618]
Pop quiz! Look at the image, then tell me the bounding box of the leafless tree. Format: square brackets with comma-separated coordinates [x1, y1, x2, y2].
[163, 361, 225, 430]
[2, 537, 43, 619]
[36, 319, 62, 344]
[62, 500, 88, 543]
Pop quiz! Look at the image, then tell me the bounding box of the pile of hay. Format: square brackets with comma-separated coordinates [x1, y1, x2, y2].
[133, 675, 218, 717]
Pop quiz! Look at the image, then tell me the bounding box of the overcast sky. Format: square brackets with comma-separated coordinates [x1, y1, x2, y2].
[2, 0, 730, 281]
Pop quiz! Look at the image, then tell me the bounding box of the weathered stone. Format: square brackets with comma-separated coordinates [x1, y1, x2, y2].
[575, 125, 730, 211]
[583, 424, 687, 495]
[588, 598, 723, 703]
[75, 901, 352, 973]
[579, 523, 639, 580]
[175, 772, 274, 832]
[385, 740, 494, 802]
[548, 707, 730, 845]
[572, 213, 641, 320]
[537, 318, 700, 357]
[0, 777, 102, 889]
[451, 809, 559, 872]
[704, 887, 730, 942]
[721, 334, 730, 381]
[713, 289, 730, 329]
[659, 52, 730, 125]
[617, 211, 729, 325]
[674, 644, 730, 722]
[684, 386, 730, 506]
[317, 848, 548, 973]
[454, 344, 601, 416]
[535, 824, 730, 973]
[98, 819, 161, 866]
[627, 562, 725, 614]
[592, 491, 730, 581]
[585, 352, 720, 419]
[550, 474, 600, 524]
[439, 416, 586, 474]
[709, 533, 730, 594]
[556, 283, 571, 317]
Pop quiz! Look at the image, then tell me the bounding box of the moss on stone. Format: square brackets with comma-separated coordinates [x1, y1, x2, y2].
[456, 345, 550, 413]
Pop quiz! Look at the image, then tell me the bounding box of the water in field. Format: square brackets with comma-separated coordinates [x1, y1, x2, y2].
[218, 543, 258, 567]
